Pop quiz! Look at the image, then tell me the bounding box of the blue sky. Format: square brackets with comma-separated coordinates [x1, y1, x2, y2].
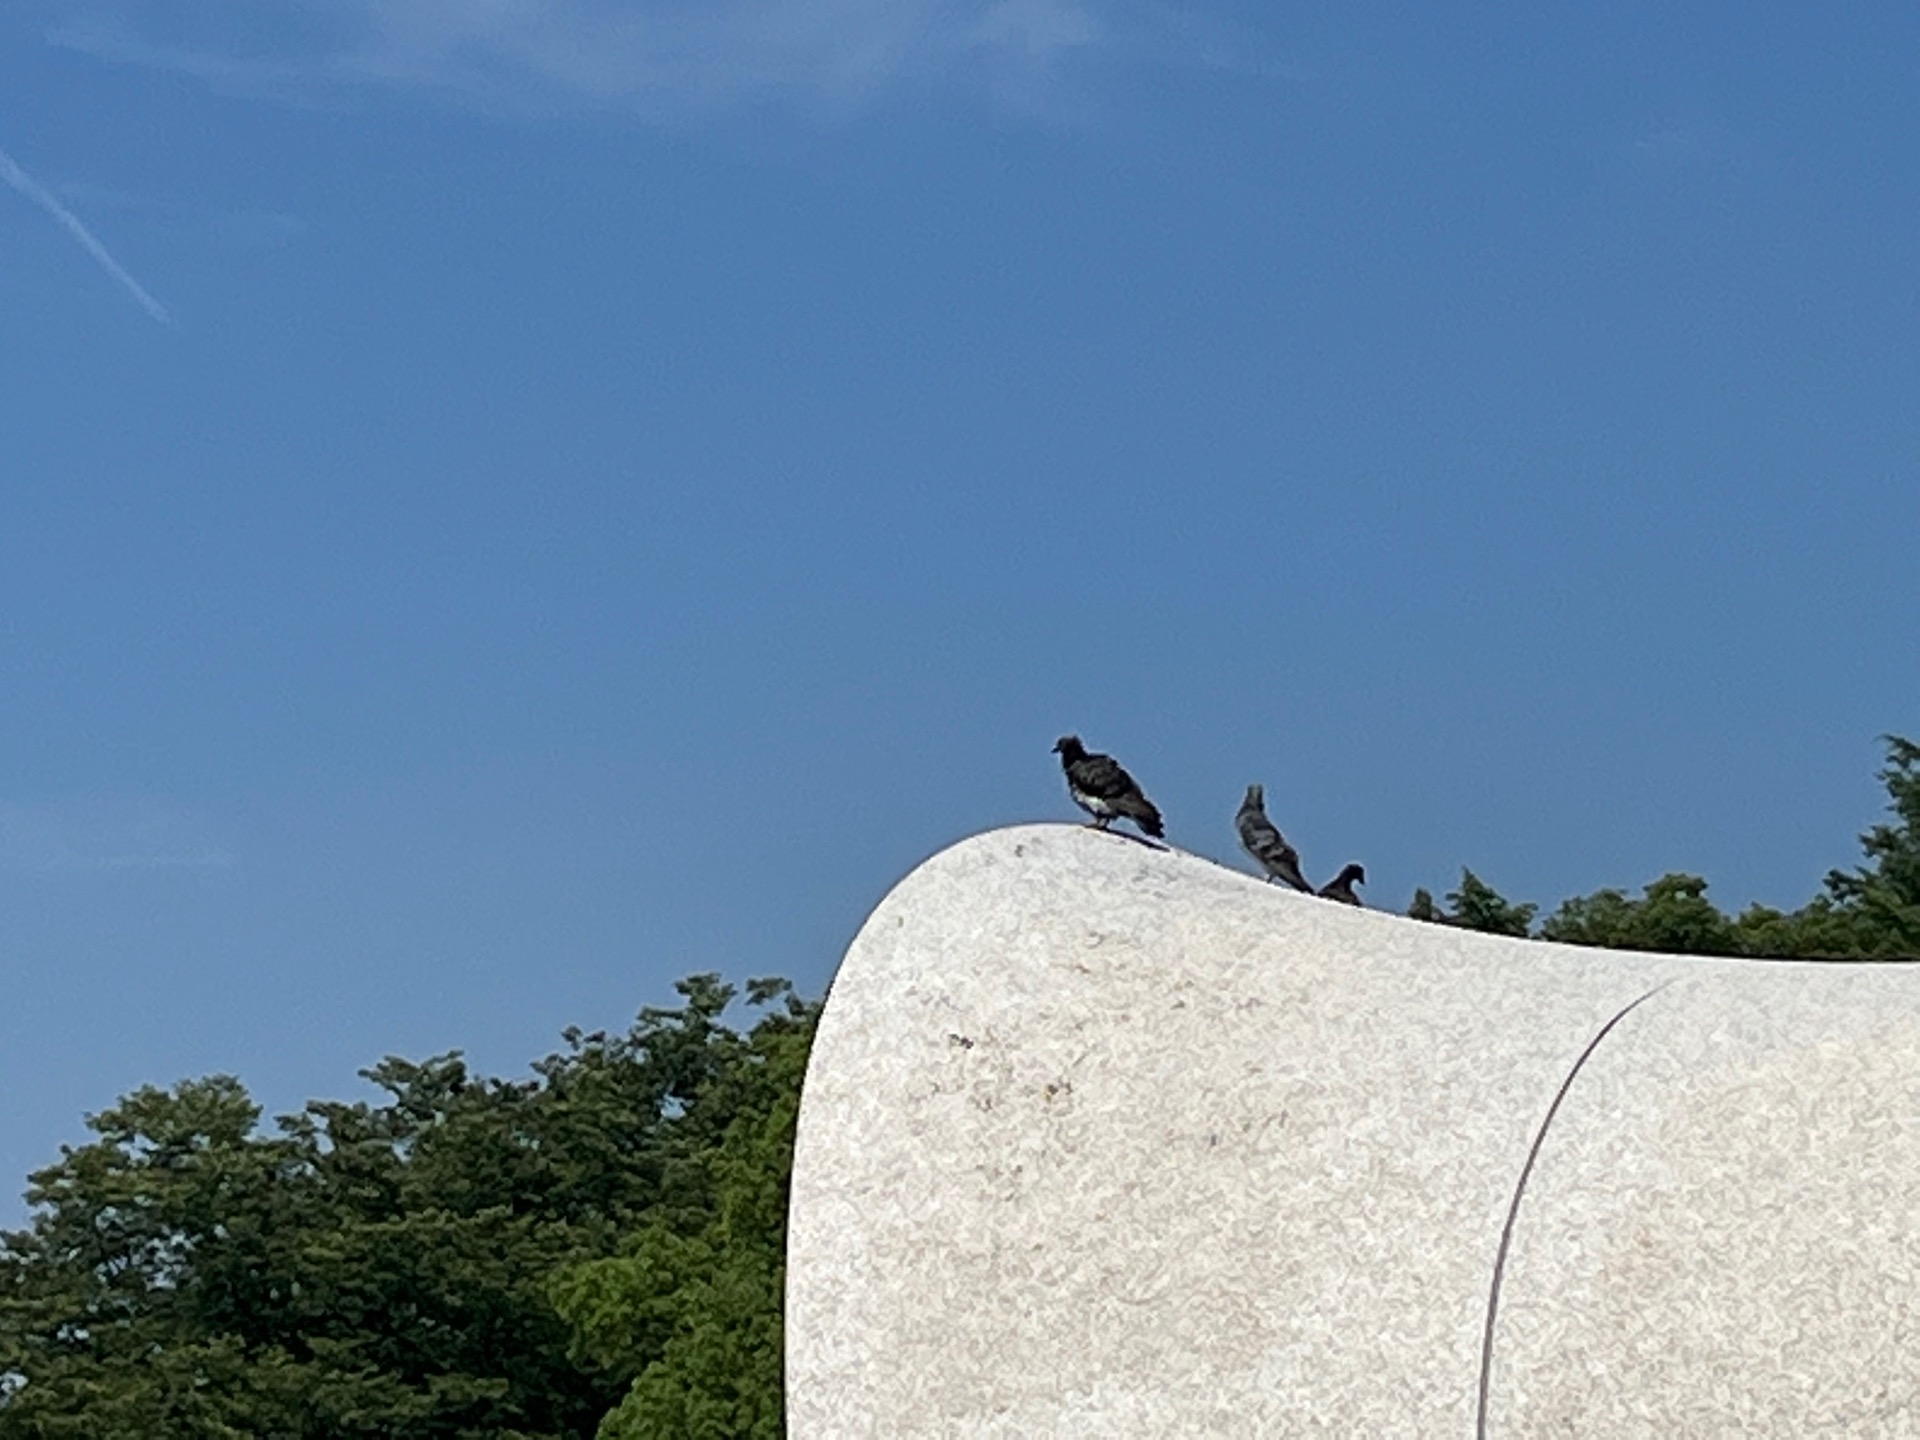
[2, 1, 1916, 1210]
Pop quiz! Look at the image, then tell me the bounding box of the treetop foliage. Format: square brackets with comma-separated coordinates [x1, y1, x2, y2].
[1413, 734, 1920, 959]
[1409, 870, 1538, 938]
[0, 977, 817, 1440]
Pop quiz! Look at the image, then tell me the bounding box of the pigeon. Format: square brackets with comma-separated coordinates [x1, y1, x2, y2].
[1235, 784, 1312, 891]
[1053, 735, 1164, 839]
[1319, 863, 1366, 906]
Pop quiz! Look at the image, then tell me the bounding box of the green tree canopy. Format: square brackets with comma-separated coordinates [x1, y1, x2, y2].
[1410, 870, 1538, 937]
[0, 977, 816, 1440]
[1539, 873, 1739, 954]
[549, 978, 813, 1440]
[1416, 734, 1920, 960]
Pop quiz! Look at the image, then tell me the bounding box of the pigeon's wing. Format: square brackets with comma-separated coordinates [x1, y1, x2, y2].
[1239, 811, 1304, 870]
[1251, 828, 1312, 891]
[1072, 754, 1141, 802]
[1237, 810, 1281, 851]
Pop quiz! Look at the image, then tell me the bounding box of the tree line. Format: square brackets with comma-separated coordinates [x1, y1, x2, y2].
[1409, 735, 1919, 959]
[0, 978, 813, 1439]
[0, 736, 1912, 1436]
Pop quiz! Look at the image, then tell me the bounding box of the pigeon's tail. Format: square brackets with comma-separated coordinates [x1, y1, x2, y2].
[1272, 852, 1313, 893]
[1123, 797, 1165, 839]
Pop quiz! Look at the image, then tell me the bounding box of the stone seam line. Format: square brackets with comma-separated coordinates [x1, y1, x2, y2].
[1475, 979, 1678, 1440]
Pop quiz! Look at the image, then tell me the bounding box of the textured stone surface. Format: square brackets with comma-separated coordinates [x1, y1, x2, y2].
[786, 824, 1920, 1437]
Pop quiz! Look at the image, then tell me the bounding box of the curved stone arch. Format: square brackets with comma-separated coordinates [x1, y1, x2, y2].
[788, 826, 1920, 1437]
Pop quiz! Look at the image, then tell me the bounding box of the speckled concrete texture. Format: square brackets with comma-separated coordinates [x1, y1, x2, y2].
[786, 825, 1920, 1438]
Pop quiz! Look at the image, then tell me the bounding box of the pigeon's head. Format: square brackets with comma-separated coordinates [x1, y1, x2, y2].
[1052, 735, 1086, 762]
[1241, 783, 1264, 810]
[1339, 863, 1367, 887]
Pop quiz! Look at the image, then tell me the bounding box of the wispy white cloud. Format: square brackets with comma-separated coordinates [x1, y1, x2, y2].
[55, 180, 307, 251]
[0, 142, 172, 322]
[0, 798, 235, 874]
[38, 0, 1199, 118]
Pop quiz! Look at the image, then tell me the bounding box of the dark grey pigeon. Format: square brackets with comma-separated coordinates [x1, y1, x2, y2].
[1053, 735, 1164, 839]
[1236, 784, 1312, 891]
[1319, 863, 1366, 906]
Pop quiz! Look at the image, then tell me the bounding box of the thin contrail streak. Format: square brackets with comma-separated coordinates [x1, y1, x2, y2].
[0, 144, 171, 324]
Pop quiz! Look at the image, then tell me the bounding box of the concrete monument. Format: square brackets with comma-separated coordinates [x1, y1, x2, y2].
[787, 825, 1920, 1436]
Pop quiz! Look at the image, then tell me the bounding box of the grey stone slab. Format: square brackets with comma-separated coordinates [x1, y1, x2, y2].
[787, 824, 1920, 1437]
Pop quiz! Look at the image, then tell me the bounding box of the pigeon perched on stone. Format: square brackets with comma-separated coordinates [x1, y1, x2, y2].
[1235, 784, 1311, 891]
[1053, 735, 1164, 839]
[1319, 863, 1366, 906]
